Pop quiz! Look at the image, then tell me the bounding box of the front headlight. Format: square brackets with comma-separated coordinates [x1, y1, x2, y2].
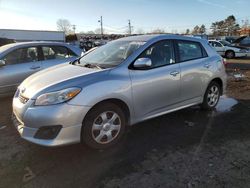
[35, 87, 81, 106]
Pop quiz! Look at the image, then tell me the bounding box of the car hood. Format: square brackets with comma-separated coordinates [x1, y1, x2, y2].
[19, 63, 105, 99]
[232, 36, 247, 44]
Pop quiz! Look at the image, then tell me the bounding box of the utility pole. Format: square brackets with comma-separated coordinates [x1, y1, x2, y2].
[128, 19, 132, 35]
[72, 24, 76, 34]
[98, 16, 104, 38]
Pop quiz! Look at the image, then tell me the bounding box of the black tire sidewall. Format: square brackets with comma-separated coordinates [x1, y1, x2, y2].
[201, 82, 221, 110]
[82, 103, 126, 149]
[225, 51, 235, 59]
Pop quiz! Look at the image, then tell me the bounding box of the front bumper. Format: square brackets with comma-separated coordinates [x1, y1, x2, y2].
[12, 96, 91, 147]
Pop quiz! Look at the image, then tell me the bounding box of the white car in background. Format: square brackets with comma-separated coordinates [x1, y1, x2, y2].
[209, 40, 248, 59]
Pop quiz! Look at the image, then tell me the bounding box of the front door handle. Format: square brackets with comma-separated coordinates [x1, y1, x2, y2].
[30, 66, 41, 70]
[170, 71, 180, 77]
[204, 63, 211, 68]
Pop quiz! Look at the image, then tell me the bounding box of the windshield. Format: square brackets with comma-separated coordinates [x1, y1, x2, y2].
[79, 40, 145, 68]
[220, 40, 232, 46]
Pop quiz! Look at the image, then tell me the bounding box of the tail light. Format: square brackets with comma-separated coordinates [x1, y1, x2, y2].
[222, 58, 227, 67]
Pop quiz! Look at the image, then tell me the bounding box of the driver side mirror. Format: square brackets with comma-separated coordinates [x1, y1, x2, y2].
[0, 60, 6, 67]
[133, 58, 152, 69]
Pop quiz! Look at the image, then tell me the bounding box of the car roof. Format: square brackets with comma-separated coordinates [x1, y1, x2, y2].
[0, 41, 69, 54]
[117, 34, 207, 43]
[3, 41, 67, 48]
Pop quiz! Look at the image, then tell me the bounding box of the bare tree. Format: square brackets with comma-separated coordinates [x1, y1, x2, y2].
[94, 28, 105, 34]
[185, 29, 190, 35]
[150, 28, 165, 34]
[192, 25, 200, 35]
[199, 24, 206, 34]
[56, 19, 72, 34]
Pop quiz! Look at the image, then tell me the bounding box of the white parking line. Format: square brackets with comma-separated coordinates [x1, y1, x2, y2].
[0, 125, 7, 130]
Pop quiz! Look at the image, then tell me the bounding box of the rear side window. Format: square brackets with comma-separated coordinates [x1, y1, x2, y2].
[3, 47, 38, 65]
[177, 41, 206, 62]
[42, 46, 76, 60]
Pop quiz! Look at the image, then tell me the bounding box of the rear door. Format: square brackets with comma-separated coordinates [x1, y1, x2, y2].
[176, 40, 209, 103]
[40, 45, 78, 69]
[0, 46, 42, 94]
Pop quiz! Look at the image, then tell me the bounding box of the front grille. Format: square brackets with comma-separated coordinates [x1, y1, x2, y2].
[18, 94, 29, 104]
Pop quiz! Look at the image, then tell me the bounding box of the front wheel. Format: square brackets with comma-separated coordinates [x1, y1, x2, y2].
[201, 82, 221, 110]
[82, 103, 126, 149]
[225, 51, 235, 59]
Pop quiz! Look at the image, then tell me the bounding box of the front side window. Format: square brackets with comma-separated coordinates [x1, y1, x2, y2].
[214, 42, 223, 47]
[3, 47, 38, 65]
[177, 41, 204, 62]
[138, 40, 175, 68]
[42, 46, 76, 60]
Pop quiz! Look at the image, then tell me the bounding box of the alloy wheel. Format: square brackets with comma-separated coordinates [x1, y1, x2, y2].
[91, 111, 121, 144]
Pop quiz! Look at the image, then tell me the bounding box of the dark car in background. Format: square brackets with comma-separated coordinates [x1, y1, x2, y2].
[0, 38, 15, 47]
[232, 36, 250, 48]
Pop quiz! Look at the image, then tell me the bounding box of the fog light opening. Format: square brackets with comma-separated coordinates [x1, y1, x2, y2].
[34, 125, 62, 139]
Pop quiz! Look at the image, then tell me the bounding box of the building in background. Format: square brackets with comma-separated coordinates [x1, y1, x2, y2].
[0, 29, 65, 42]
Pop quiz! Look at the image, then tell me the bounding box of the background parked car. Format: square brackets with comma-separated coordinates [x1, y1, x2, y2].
[0, 37, 15, 47]
[0, 41, 81, 96]
[209, 40, 248, 58]
[232, 36, 250, 48]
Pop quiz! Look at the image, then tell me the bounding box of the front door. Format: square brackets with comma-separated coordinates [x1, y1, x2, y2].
[129, 40, 181, 120]
[0, 46, 42, 94]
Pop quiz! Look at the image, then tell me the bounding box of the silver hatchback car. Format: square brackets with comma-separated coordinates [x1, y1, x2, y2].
[12, 35, 227, 149]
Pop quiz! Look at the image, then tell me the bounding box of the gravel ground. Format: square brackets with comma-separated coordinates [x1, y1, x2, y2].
[0, 63, 250, 188]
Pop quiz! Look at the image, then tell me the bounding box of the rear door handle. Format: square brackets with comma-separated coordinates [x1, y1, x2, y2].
[30, 66, 41, 70]
[170, 71, 180, 76]
[204, 63, 211, 68]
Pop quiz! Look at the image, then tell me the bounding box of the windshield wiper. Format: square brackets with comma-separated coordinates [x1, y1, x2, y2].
[78, 63, 103, 69]
[86, 63, 102, 69]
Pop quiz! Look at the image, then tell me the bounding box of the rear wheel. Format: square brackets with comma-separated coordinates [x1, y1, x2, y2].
[201, 81, 221, 110]
[82, 103, 126, 149]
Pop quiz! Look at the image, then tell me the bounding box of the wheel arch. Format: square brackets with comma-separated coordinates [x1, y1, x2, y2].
[83, 98, 131, 126]
[209, 77, 223, 95]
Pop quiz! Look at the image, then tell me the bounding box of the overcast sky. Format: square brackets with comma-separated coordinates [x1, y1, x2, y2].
[0, 0, 249, 34]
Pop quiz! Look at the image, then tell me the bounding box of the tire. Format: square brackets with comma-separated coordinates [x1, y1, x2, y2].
[225, 50, 235, 59]
[201, 81, 221, 110]
[82, 103, 126, 149]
